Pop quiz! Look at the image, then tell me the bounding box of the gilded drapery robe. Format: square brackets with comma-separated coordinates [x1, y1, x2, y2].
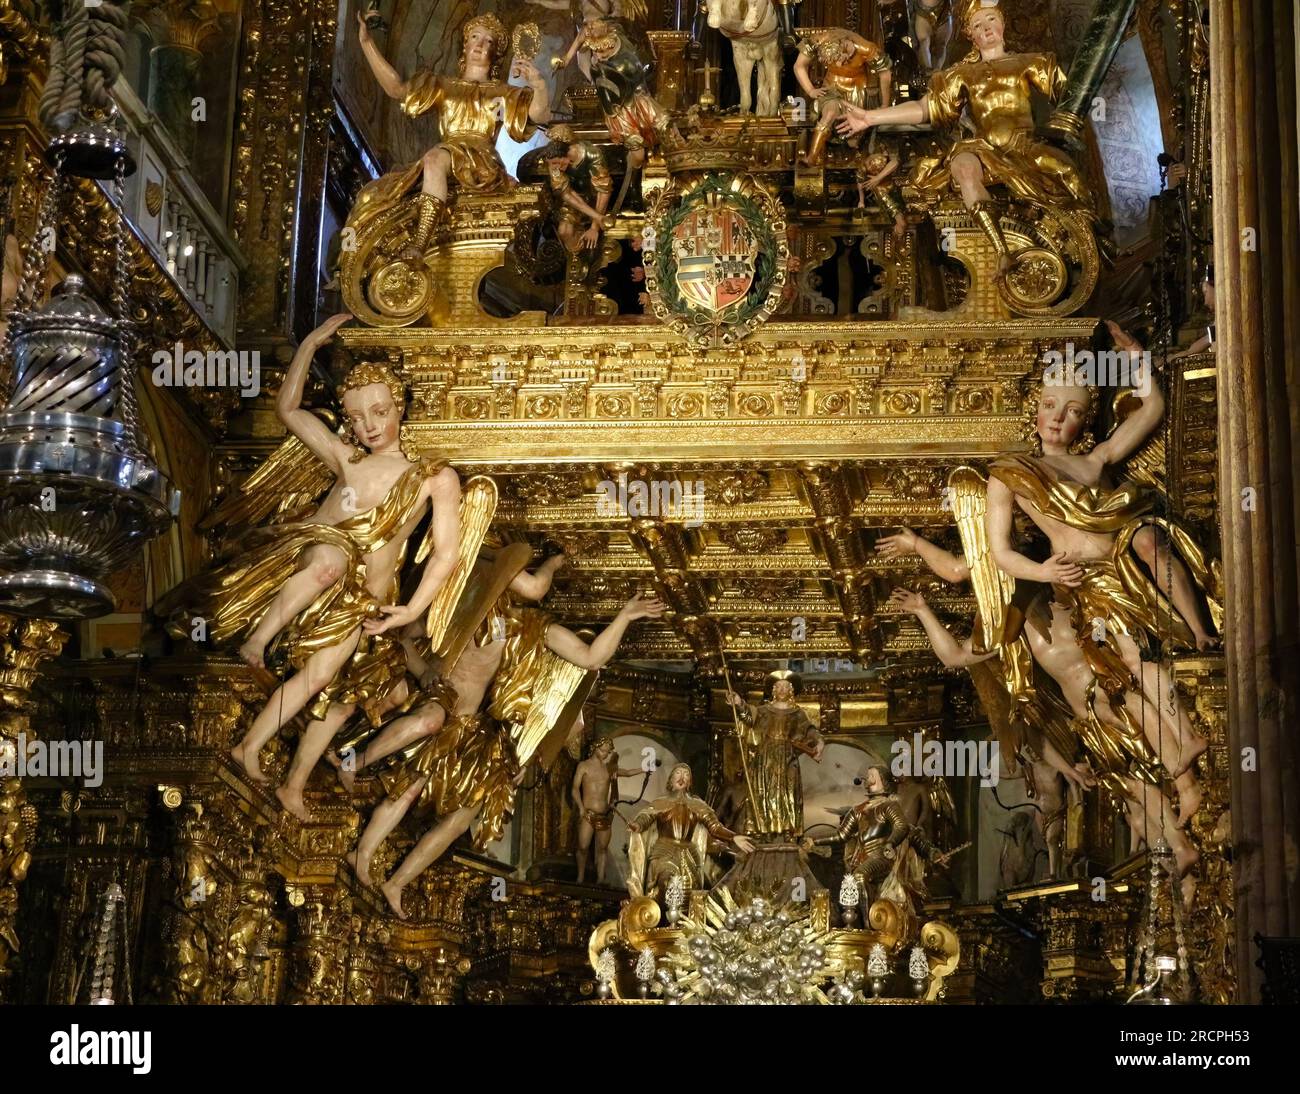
[735, 701, 822, 836]
[989, 454, 1223, 792]
[911, 52, 1095, 220]
[344, 75, 535, 232]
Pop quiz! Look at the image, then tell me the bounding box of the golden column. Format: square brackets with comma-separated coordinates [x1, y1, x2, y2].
[0, 612, 67, 1000]
[1209, 0, 1300, 1002]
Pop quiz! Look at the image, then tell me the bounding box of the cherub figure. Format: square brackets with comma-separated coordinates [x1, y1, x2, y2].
[160, 314, 462, 787]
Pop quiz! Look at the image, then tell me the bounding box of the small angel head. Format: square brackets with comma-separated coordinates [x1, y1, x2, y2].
[1031, 378, 1097, 454]
[591, 735, 614, 759]
[340, 362, 406, 454]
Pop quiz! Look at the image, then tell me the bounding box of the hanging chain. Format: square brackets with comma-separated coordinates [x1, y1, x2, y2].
[111, 152, 146, 459]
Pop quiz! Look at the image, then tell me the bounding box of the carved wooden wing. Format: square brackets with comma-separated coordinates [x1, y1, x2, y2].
[511, 653, 598, 772]
[948, 466, 1016, 651]
[198, 413, 338, 534]
[1111, 389, 1167, 493]
[416, 475, 505, 660]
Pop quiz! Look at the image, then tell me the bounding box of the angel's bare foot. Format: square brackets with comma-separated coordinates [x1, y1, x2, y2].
[381, 879, 407, 920]
[1193, 628, 1219, 652]
[344, 849, 372, 889]
[275, 785, 312, 822]
[230, 743, 270, 785]
[325, 749, 356, 793]
[238, 637, 267, 670]
[1175, 733, 1208, 776]
[1175, 773, 1202, 827]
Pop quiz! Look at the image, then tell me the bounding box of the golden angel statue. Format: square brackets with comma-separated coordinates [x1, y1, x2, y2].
[341, 551, 664, 918]
[979, 334, 1221, 895]
[157, 313, 463, 792]
[269, 473, 508, 821]
[347, 12, 552, 265]
[835, 0, 1098, 271]
[726, 677, 824, 838]
[626, 762, 756, 898]
[878, 526, 1091, 880]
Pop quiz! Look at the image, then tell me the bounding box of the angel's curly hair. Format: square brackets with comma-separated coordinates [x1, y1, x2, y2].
[339, 361, 406, 410]
[1021, 373, 1099, 455]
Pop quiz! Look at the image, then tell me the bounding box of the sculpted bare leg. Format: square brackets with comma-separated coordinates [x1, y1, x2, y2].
[277, 701, 356, 821]
[576, 815, 595, 883]
[420, 145, 451, 202]
[231, 629, 361, 783]
[347, 775, 427, 889]
[1124, 776, 1198, 904]
[1133, 526, 1218, 651]
[594, 824, 614, 884]
[381, 804, 481, 919]
[238, 544, 347, 669]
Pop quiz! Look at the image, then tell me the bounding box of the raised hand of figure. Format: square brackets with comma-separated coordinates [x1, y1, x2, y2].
[363, 603, 420, 635]
[310, 311, 353, 346]
[356, 9, 371, 41]
[619, 592, 667, 621]
[892, 213, 908, 240]
[889, 587, 926, 614]
[727, 690, 745, 707]
[1166, 161, 1187, 189]
[580, 224, 602, 250]
[513, 59, 544, 87]
[1039, 551, 1084, 587]
[798, 836, 815, 852]
[733, 835, 756, 854]
[1105, 320, 1143, 354]
[876, 527, 918, 558]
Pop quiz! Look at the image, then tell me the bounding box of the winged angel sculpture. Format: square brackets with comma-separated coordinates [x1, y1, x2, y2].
[892, 331, 1221, 901]
[158, 314, 499, 814]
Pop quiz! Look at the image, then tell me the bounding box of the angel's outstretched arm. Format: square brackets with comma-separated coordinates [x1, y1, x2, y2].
[509, 553, 566, 601]
[357, 12, 408, 100]
[544, 592, 665, 670]
[1091, 324, 1166, 466]
[277, 314, 354, 472]
[877, 527, 970, 583]
[891, 589, 996, 668]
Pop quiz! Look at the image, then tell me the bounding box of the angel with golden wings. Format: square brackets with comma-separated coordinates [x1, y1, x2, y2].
[878, 527, 1089, 880]
[343, 552, 664, 918]
[158, 313, 463, 789]
[971, 331, 1220, 895]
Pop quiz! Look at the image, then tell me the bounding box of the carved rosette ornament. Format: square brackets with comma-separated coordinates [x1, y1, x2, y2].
[642, 174, 790, 349]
